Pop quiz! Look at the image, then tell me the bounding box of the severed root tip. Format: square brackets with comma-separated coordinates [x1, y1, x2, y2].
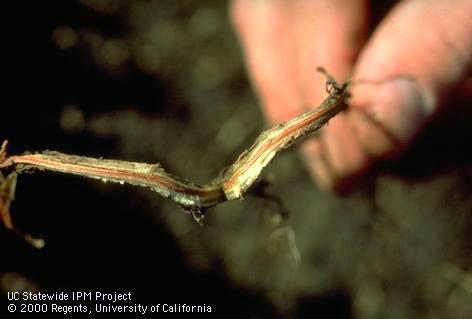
[0, 140, 8, 164]
[0, 140, 15, 169]
[0, 204, 46, 249]
[0, 166, 45, 249]
[23, 234, 45, 249]
[0, 171, 16, 230]
[0, 197, 13, 230]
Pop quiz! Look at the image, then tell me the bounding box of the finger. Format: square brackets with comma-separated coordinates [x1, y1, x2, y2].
[230, 0, 369, 124]
[290, 0, 369, 189]
[307, 110, 374, 191]
[322, 114, 371, 179]
[231, 0, 303, 123]
[349, 0, 472, 158]
[230, 0, 370, 190]
[317, 0, 472, 190]
[289, 0, 369, 108]
[303, 139, 334, 190]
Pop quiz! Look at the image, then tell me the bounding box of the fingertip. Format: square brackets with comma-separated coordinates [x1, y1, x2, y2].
[302, 139, 335, 191]
[229, 0, 307, 124]
[301, 126, 372, 193]
[322, 114, 371, 177]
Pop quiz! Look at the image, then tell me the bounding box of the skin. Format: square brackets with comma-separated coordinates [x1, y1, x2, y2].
[230, 0, 472, 190]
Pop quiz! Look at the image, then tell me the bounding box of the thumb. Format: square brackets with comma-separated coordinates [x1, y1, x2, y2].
[349, 0, 472, 158]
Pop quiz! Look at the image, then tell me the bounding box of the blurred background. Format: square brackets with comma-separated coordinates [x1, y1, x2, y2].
[1, 1, 472, 318]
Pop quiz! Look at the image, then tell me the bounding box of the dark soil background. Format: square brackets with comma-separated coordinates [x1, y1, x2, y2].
[1, 1, 472, 318]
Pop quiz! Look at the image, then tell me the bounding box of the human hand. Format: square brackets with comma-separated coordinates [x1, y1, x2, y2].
[231, 0, 472, 190]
